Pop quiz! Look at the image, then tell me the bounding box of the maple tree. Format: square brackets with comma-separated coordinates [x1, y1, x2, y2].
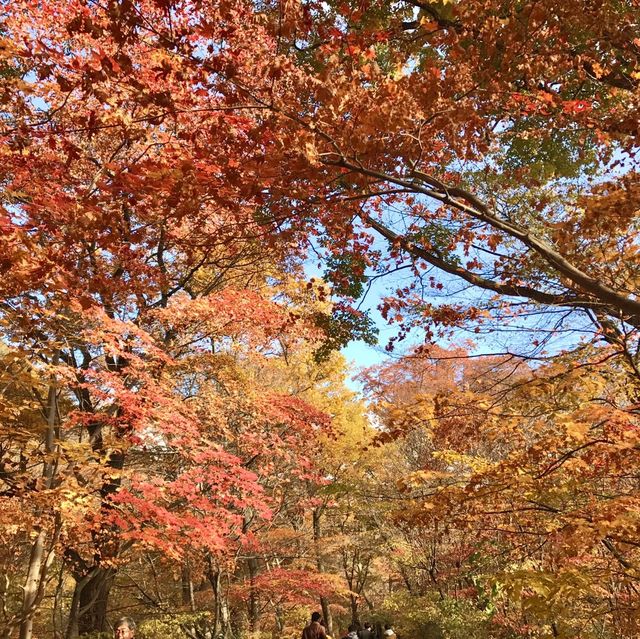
[239, 0, 640, 361]
[3, 0, 638, 350]
[219, 326, 374, 637]
[0, 288, 335, 638]
[85, 327, 367, 639]
[1, 2, 309, 635]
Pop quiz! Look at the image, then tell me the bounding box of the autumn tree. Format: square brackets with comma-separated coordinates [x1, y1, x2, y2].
[362, 344, 640, 637]
[0, 1, 312, 634]
[8, 0, 639, 357]
[239, 0, 640, 365]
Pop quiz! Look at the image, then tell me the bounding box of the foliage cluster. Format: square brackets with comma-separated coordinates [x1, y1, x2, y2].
[1, 0, 639, 637]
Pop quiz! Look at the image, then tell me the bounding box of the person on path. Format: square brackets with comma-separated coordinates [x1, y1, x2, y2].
[342, 623, 360, 639]
[383, 624, 396, 639]
[358, 622, 374, 639]
[114, 617, 136, 639]
[302, 612, 327, 639]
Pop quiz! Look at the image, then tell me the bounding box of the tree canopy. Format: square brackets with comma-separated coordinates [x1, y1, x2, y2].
[1, 1, 639, 638]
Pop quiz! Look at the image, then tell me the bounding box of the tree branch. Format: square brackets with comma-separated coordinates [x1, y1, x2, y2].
[326, 158, 640, 325]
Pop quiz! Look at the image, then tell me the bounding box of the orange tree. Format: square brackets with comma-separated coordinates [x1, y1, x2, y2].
[362, 345, 640, 637]
[5, 1, 639, 351]
[3, 0, 638, 388]
[0, 6, 326, 634]
[257, 0, 640, 358]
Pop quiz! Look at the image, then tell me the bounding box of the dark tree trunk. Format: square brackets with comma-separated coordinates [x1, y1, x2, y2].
[349, 594, 359, 626]
[77, 568, 115, 636]
[182, 562, 196, 611]
[65, 565, 115, 639]
[65, 439, 124, 637]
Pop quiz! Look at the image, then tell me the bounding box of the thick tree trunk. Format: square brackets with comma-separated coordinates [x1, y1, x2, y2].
[76, 568, 115, 636]
[61, 348, 131, 636]
[65, 565, 116, 638]
[65, 414, 125, 637]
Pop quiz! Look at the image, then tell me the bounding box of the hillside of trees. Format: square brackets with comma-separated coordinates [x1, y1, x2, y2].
[1, 1, 639, 637]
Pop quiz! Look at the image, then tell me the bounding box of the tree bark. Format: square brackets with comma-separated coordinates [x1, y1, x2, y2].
[19, 371, 60, 639]
[207, 556, 232, 639]
[65, 413, 125, 637]
[19, 532, 46, 639]
[76, 568, 115, 636]
[349, 594, 359, 626]
[182, 562, 196, 612]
